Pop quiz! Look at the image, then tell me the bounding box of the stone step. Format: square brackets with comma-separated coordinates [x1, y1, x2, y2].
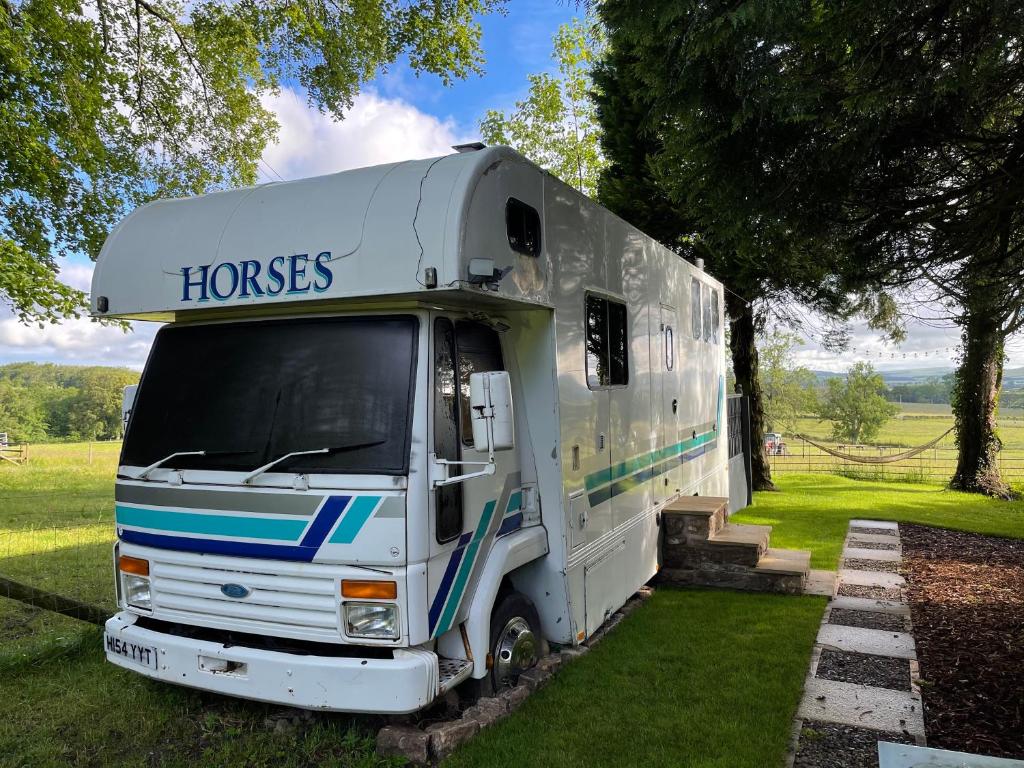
[703, 523, 771, 566]
[662, 496, 728, 544]
[756, 547, 810, 576]
[659, 564, 805, 595]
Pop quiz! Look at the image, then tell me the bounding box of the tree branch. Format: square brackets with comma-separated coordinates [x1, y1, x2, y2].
[133, 0, 212, 114]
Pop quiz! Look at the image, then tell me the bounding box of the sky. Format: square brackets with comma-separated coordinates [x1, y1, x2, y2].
[0, 0, 1020, 374]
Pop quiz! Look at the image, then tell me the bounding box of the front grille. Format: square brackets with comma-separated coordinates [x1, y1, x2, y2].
[149, 558, 342, 642]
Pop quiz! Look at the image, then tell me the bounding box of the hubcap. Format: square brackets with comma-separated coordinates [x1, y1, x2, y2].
[494, 616, 537, 688]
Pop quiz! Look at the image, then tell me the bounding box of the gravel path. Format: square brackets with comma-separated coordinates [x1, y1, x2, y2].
[816, 649, 910, 691]
[794, 721, 913, 768]
[837, 583, 902, 601]
[828, 608, 905, 633]
[849, 527, 897, 537]
[843, 558, 899, 574]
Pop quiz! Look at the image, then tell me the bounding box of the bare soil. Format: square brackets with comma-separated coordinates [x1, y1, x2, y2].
[900, 523, 1024, 759]
[816, 648, 910, 691]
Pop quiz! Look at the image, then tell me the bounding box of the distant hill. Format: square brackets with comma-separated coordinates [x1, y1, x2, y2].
[814, 366, 1024, 388]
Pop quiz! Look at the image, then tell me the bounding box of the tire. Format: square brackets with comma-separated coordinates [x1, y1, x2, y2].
[479, 592, 542, 695]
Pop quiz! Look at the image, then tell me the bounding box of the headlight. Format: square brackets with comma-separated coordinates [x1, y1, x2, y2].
[344, 602, 398, 639]
[122, 574, 152, 611]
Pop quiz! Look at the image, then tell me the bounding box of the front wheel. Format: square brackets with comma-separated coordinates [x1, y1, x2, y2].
[483, 592, 541, 693]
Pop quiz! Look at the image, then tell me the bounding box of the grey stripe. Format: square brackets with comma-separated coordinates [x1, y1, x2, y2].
[115, 484, 322, 516]
[373, 496, 406, 518]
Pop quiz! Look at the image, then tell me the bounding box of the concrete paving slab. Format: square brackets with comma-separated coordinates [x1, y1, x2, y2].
[798, 677, 925, 738]
[818, 624, 916, 659]
[847, 532, 903, 545]
[830, 596, 910, 616]
[878, 742, 1024, 767]
[844, 547, 902, 562]
[849, 519, 899, 531]
[804, 569, 837, 597]
[839, 569, 906, 588]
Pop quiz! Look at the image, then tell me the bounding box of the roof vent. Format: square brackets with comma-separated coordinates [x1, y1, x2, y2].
[452, 142, 486, 153]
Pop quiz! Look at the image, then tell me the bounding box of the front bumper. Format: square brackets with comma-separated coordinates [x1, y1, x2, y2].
[103, 612, 439, 713]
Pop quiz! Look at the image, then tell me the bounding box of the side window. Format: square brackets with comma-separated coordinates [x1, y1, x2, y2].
[691, 278, 702, 340]
[433, 318, 462, 543]
[702, 284, 713, 343]
[585, 294, 629, 388]
[455, 321, 504, 447]
[506, 198, 541, 257]
[665, 326, 674, 370]
[710, 289, 720, 344]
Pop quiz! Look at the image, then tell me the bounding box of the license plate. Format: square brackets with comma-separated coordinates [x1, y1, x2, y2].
[104, 633, 158, 670]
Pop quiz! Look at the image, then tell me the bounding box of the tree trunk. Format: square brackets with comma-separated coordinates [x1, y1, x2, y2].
[726, 294, 775, 491]
[950, 287, 1010, 498]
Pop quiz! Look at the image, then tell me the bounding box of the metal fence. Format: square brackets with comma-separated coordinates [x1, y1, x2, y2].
[767, 437, 1024, 483]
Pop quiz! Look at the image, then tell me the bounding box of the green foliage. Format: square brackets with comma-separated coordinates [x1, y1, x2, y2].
[758, 328, 818, 432]
[817, 362, 899, 445]
[0, 0, 500, 325]
[0, 363, 139, 441]
[479, 17, 605, 196]
[887, 376, 955, 405]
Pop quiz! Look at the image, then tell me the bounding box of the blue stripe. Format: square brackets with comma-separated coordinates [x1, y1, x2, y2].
[587, 439, 718, 507]
[116, 505, 307, 541]
[428, 531, 473, 633]
[300, 496, 351, 547]
[497, 512, 523, 537]
[120, 529, 318, 561]
[328, 495, 381, 544]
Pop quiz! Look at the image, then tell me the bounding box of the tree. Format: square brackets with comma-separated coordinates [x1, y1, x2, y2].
[0, 0, 500, 325]
[479, 17, 604, 196]
[818, 363, 899, 445]
[759, 329, 818, 434]
[592, 2, 880, 491]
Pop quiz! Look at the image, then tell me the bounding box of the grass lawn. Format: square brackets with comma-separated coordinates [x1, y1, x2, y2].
[446, 589, 825, 768]
[0, 630, 397, 768]
[732, 474, 1024, 570]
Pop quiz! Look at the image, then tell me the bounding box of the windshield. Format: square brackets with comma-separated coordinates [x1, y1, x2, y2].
[122, 315, 418, 475]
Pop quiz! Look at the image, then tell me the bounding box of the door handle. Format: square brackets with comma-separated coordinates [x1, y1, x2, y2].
[672, 398, 678, 414]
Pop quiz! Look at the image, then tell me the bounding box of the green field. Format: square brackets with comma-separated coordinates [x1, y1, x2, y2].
[3, 442, 1024, 766]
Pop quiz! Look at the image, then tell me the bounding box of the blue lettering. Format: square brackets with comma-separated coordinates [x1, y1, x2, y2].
[210, 262, 240, 301]
[267, 256, 286, 296]
[288, 254, 310, 294]
[239, 260, 265, 298]
[313, 251, 333, 293]
[180, 265, 210, 302]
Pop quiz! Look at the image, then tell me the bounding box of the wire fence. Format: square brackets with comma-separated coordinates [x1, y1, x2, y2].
[767, 437, 1024, 484]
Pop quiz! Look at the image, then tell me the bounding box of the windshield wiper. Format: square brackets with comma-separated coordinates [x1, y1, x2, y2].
[133, 449, 257, 481]
[241, 440, 387, 485]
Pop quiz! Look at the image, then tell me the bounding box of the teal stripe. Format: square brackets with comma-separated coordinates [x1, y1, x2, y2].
[506, 491, 523, 513]
[435, 500, 497, 636]
[328, 495, 381, 544]
[115, 504, 307, 541]
[584, 430, 718, 492]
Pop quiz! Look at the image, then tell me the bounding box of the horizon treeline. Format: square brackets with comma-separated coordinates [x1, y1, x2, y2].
[0, 363, 139, 444]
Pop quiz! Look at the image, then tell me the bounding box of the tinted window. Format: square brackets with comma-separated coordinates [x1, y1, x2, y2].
[710, 289, 721, 344]
[456, 321, 504, 447]
[703, 284, 713, 343]
[506, 198, 541, 256]
[691, 278, 702, 340]
[434, 318, 463, 542]
[586, 294, 628, 388]
[122, 316, 418, 475]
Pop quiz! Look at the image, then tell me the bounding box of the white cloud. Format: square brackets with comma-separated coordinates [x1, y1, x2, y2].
[260, 87, 470, 181]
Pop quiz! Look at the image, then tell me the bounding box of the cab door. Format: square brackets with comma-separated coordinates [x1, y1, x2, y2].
[425, 315, 520, 640]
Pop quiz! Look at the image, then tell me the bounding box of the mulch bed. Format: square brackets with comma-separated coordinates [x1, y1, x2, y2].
[816, 648, 910, 691]
[900, 523, 1024, 759]
[844, 558, 899, 574]
[829, 608, 906, 633]
[794, 721, 913, 768]
[850, 527, 897, 537]
[847, 540, 899, 551]
[837, 583, 902, 601]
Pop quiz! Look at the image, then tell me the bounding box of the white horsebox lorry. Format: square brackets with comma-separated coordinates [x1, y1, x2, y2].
[94, 145, 729, 714]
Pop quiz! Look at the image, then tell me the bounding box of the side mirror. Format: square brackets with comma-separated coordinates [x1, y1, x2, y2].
[469, 371, 514, 453]
[122, 384, 138, 433]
